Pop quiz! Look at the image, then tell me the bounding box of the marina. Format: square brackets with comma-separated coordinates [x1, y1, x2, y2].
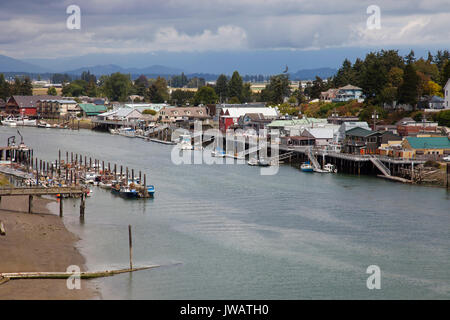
[1, 126, 448, 299]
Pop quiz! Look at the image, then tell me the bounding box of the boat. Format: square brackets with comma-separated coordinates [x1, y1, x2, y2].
[145, 185, 155, 197]
[99, 181, 112, 189]
[2, 117, 17, 127]
[177, 134, 193, 150]
[118, 185, 139, 198]
[109, 128, 119, 135]
[247, 158, 258, 166]
[300, 162, 314, 172]
[323, 163, 337, 173]
[247, 157, 271, 167]
[37, 122, 51, 128]
[16, 118, 37, 126]
[211, 147, 226, 157]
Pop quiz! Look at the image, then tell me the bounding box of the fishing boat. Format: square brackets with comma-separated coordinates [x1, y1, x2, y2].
[300, 162, 314, 172]
[2, 117, 17, 127]
[178, 134, 193, 150]
[118, 185, 139, 198]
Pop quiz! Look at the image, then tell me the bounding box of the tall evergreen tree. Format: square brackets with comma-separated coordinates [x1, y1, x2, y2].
[215, 74, 228, 102]
[398, 64, 420, 108]
[228, 71, 243, 102]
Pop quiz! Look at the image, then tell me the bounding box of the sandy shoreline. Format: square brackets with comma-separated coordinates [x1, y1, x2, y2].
[0, 195, 100, 300]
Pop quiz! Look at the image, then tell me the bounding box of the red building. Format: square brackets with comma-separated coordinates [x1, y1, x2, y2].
[5, 95, 61, 116]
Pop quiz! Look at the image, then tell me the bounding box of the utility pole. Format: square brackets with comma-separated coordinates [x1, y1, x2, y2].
[371, 110, 379, 131]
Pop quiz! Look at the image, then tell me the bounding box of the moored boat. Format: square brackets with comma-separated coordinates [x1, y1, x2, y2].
[300, 162, 314, 172]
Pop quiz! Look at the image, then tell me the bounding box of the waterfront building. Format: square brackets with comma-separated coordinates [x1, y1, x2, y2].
[401, 136, 450, 158]
[78, 103, 107, 117]
[36, 99, 80, 118]
[334, 121, 370, 143]
[4, 95, 63, 116]
[123, 103, 168, 113]
[396, 118, 438, 136]
[236, 113, 272, 133]
[280, 136, 316, 147]
[159, 106, 209, 123]
[302, 127, 339, 147]
[97, 107, 143, 122]
[219, 107, 278, 132]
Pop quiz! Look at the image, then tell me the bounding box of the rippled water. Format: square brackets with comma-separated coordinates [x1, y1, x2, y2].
[2, 126, 449, 299]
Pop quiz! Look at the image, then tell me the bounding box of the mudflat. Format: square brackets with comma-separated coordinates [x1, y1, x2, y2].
[0, 195, 100, 299]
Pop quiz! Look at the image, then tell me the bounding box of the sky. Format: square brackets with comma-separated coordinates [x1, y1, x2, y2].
[0, 0, 449, 73]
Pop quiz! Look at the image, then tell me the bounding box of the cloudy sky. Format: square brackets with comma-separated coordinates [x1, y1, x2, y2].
[0, 0, 449, 73]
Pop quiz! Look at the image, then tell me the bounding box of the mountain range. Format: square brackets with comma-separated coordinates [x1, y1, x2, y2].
[0, 53, 337, 80]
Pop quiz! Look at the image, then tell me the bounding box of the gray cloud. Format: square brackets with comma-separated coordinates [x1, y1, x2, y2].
[0, 0, 449, 59]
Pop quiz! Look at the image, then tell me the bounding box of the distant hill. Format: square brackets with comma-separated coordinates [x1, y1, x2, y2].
[64, 64, 184, 76]
[290, 68, 337, 80]
[0, 54, 46, 73]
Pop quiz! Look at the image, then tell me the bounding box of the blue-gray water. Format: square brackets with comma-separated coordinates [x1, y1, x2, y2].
[2, 126, 449, 299]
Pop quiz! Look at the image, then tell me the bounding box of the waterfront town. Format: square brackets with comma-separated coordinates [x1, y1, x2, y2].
[0, 50, 450, 187]
[0, 0, 450, 301]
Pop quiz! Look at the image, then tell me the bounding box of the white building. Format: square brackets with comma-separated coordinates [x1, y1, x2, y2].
[444, 79, 450, 109]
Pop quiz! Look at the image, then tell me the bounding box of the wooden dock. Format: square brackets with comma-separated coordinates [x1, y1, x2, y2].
[0, 186, 86, 197]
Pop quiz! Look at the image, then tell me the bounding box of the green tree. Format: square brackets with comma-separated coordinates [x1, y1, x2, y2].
[215, 74, 228, 102]
[146, 76, 169, 102]
[261, 74, 290, 104]
[193, 86, 218, 105]
[142, 109, 157, 115]
[398, 64, 420, 108]
[101, 73, 132, 101]
[134, 75, 148, 96]
[0, 74, 10, 101]
[333, 59, 355, 87]
[21, 77, 33, 95]
[310, 76, 325, 100]
[440, 60, 450, 88]
[228, 71, 243, 102]
[170, 89, 195, 106]
[47, 86, 57, 96]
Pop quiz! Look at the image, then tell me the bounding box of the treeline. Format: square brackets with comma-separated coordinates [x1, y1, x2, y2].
[0, 74, 33, 101]
[310, 49, 450, 107]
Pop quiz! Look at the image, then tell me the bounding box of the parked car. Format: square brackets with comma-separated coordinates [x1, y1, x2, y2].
[443, 156, 450, 162]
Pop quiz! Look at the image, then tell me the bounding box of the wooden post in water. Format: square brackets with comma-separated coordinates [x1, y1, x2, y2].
[126, 167, 129, 186]
[128, 225, 133, 270]
[143, 174, 148, 197]
[59, 197, 63, 217]
[80, 193, 85, 217]
[66, 151, 68, 164]
[120, 166, 123, 184]
[131, 169, 134, 184]
[139, 171, 141, 186]
[114, 164, 117, 181]
[28, 195, 33, 214]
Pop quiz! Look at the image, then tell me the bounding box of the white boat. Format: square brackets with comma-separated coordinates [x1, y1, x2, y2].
[178, 134, 193, 150]
[16, 118, 37, 126]
[99, 181, 112, 189]
[2, 117, 17, 127]
[211, 148, 226, 157]
[323, 163, 337, 173]
[247, 158, 258, 166]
